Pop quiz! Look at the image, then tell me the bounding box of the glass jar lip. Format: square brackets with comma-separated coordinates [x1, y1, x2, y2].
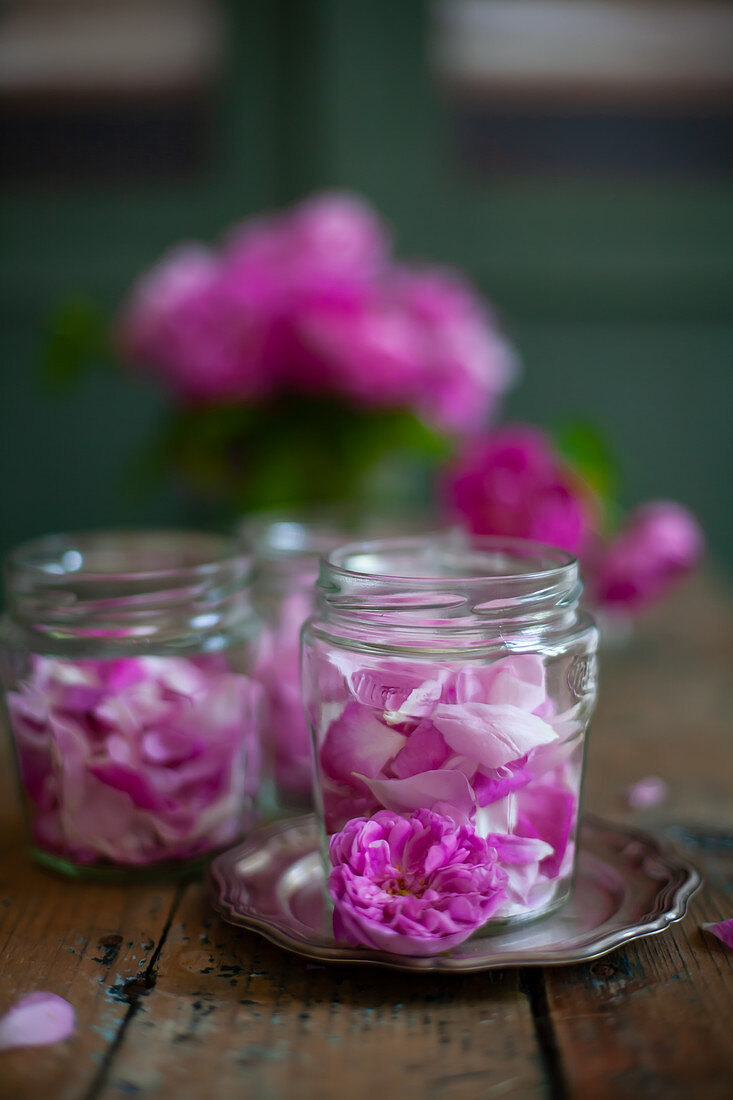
[239, 509, 351, 561]
[239, 507, 440, 563]
[6, 529, 251, 587]
[324, 534, 577, 587]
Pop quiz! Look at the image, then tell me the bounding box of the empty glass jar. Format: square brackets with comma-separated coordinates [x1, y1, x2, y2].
[301, 534, 598, 956]
[0, 530, 262, 878]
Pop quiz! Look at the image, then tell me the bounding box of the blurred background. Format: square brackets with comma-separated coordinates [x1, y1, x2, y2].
[1, 0, 731, 568]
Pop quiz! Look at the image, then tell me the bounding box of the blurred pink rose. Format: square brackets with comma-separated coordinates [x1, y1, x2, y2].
[8, 656, 259, 866]
[223, 191, 389, 291]
[593, 501, 703, 612]
[117, 245, 276, 403]
[296, 266, 515, 429]
[116, 192, 515, 431]
[118, 192, 390, 405]
[394, 268, 517, 433]
[444, 425, 595, 554]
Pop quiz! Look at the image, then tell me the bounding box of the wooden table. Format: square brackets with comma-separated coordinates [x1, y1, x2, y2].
[1, 576, 731, 1099]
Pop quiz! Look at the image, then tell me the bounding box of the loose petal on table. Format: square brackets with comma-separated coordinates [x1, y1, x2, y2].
[626, 776, 669, 809]
[701, 919, 733, 949]
[0, 992, 75, 1051]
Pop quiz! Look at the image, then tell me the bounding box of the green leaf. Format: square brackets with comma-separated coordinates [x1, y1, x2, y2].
[41, 296, 111, 394]
[554, 420, 620, 499]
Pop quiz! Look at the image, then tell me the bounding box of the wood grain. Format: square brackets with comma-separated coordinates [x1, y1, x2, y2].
[583, 573, 733, 831]
[95, 880, 549, 1099]
[0, 829, 180, 1100]
[542, 831, 733, 1100]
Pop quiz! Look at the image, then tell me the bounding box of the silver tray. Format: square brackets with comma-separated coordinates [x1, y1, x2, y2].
[209, 813, 701, 973]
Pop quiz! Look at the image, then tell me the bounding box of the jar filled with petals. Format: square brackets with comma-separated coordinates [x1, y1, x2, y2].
[0, 531, 263, 879]
[302, 535, 598, 956]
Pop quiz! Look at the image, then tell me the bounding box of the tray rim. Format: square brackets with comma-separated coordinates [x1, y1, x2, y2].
[209, 812, 702, 973]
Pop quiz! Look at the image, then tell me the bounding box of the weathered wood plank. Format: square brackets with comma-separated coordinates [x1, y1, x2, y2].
[540, 575, 733, 1098]
[95, 880, 550, 1100]
[583, 573, 733, 830]
[0, 827, 180, 1100]
[542, 832, 733, 1100]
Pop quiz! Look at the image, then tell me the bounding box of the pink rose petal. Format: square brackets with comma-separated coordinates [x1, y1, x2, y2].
[0, 992, 75, 1051]
[452, 655, 546, 713]
[390, 722, 452, 779]
[432, 702, 557, 770]
[472, 758, 532, 806]
[350, 664, 447, 723]
[516, 783, 576, 878]
[484, 833, 554, 866]
[356, 769, 477, 826]
[626, 776, 669, 809]
[319, 703, 406, 791]
[701, 919, 733, 949]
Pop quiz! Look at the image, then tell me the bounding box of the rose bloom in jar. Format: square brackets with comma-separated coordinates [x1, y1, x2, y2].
[301, 535, 598, 956]
[0, 531, 263, 878]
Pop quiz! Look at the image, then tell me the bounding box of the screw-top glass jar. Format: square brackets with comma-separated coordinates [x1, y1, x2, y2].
[301, 534, 598, 956]
[242, 510, 436, 812]
[0, 530, 262, 878]
[241, 512, 366, 812]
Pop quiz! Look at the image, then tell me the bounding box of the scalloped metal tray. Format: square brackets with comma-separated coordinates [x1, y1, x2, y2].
[210, 813, 700, 973]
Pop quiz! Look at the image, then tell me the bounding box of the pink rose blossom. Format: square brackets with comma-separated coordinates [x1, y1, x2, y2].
[117, 245, 275, 403]
[0, 993, 75, 1050]
[701, 920, 733, 949]
[328, 809, 508, 955]
[444, 425, 595, 555]
[391, 267, 516, 433]
[296, 266, 515, 430]
[117, 192, 391, 406]
[116, 192, 515, 432]
[593, 501, 703, 612]
[8, 656, 259, 866]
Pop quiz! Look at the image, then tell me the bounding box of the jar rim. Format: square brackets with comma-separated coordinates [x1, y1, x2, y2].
[324, 534, 576, 586]
[3, 529, 256, 651]
[6, 529, 250, 586]
[239, 507, 438, 563]
[239, 510, 351, 562]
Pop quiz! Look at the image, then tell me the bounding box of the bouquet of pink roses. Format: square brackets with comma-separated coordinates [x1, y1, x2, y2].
[109, 191, 516, 511]
[46, 190, 702, 621]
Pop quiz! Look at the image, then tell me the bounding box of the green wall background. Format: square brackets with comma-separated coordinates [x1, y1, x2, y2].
[1, 2, 731, 567]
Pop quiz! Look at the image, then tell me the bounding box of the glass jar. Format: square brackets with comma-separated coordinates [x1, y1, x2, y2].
[242, 510, 437, 812]
[241, 513, 365, 812]
[302, 534, 598, 956]
[0, 530, 262, 879]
